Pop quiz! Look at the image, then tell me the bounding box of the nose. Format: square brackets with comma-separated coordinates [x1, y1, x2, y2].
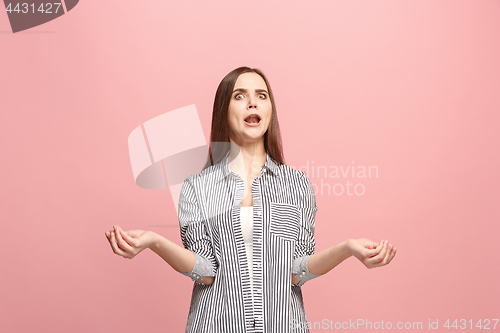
[248, 94, 258, 109]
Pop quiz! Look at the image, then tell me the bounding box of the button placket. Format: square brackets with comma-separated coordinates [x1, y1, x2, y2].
[250, 179, 264, 330]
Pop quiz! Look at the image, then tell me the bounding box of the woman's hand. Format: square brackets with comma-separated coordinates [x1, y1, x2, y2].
[346, 238, 397, 269]
[105, 225, 157, 259]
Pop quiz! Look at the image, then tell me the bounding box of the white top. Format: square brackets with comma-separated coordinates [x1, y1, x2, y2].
[240, 206, 254, 307]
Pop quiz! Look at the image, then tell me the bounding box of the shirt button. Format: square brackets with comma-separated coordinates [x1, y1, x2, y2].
[257, 238, 263, 243]
[256, 263, 261, 268]
[257, 211, 262, 217]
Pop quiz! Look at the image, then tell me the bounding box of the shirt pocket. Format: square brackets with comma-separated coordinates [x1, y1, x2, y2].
[269, 202, 300, 241]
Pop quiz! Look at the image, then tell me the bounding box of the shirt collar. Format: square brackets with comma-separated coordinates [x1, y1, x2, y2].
[214, 150, 281, 183]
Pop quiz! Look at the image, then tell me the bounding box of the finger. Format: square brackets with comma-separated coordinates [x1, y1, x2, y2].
[381, 243, 394, 265]
[119, 227, 139, 247]
[105, 231, 112, 246]
[375, 244, 396, 267]
[364, 240, 378, 250]
[386, 247, 397, 264]
[109, 230, 130, 257]
[105, 229, 116, 243]
[368, 241, 388, 265]
[366, 240, 384, 257]
[114, 226, 133, 253]
[367, 240, 383, 255]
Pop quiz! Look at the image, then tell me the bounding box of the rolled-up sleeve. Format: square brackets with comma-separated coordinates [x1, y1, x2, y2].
[292, 172, 320, 287]
[178, 176, 217, 284]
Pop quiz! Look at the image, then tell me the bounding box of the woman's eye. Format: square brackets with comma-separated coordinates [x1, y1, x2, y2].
[259, 93, 267, 99]
[235, 94, 243, 99]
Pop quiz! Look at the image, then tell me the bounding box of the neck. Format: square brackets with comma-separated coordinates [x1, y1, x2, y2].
[228, 139, 267, 179]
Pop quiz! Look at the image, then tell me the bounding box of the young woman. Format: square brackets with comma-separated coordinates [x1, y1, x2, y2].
[105, 67, 397, 333]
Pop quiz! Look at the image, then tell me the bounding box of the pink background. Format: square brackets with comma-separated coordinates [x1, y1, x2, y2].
[1, 0, 499, 332]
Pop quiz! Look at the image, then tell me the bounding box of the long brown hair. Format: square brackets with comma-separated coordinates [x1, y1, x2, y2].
[203, 67, 285, 170]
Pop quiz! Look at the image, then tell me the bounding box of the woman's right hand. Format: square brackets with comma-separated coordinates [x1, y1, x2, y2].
[105, 225, 157, 259]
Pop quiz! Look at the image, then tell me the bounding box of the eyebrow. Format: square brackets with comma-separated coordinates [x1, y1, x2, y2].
[232, 88, 269, 94]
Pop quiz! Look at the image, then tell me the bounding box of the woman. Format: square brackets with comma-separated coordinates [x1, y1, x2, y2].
[105, 67, 397, 332]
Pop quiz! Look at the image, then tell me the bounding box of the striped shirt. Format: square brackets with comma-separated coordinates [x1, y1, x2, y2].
[178, 149, 320, 333]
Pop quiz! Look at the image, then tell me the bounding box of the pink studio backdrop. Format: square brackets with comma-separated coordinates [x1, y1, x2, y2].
[1, 0, 499, 332]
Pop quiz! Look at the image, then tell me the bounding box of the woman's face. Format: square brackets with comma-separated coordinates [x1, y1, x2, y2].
[227, 72, 273, 146]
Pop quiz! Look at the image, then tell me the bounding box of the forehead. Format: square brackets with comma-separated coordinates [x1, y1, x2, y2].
[234, 72, 268, 90]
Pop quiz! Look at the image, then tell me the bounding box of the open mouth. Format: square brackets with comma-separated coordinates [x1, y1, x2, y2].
[244, 114, 261, 125]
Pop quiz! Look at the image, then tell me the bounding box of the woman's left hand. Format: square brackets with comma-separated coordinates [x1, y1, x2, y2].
[347, 238, 397, 268]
